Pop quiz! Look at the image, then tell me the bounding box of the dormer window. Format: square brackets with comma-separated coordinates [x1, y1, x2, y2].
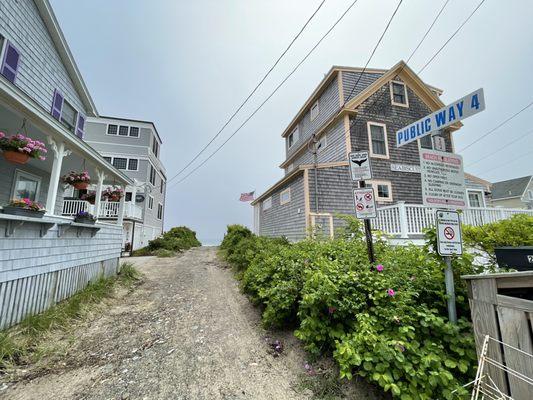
[288, 126, 299, 149]
[390, 81, 408, 107]
[310, 101, 319, 120]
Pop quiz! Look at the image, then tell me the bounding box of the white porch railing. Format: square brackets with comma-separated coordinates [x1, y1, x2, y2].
[62, 200, 143, 220]
[373, 202, 533, 238]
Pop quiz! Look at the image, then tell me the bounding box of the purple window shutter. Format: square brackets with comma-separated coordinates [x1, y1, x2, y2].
[51, 89, 63, 120]
[1, 41, 21, 83]
[76, 114, 85, 138]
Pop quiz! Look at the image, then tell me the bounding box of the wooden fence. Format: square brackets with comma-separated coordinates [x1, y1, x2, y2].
[462, 272, 533, 400]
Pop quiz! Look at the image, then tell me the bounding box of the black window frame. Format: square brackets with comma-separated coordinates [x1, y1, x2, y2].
[112, 157, 127, 170]
[107, 124, 118, 135]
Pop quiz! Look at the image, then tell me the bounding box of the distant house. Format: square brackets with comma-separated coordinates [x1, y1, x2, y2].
[465, 172, 491, 208]
[84, 116, 166, 250]
[252, 61, 462, 240]
[490, 176, 533, 209]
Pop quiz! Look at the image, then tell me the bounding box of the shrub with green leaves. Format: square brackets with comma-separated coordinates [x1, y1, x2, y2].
[132, 226, 201, 256]
[462, 214, 533, 264]
[220, 219, 480, 399]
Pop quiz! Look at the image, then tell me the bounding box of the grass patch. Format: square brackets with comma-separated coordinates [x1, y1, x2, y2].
[153, 248, 176, 258]
[297, 369, 345, 400]
[0, 262, 141, 371]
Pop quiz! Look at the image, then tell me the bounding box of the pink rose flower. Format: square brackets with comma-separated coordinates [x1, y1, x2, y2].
[376, 264, 384, 272]
[387, 288, 395, 297]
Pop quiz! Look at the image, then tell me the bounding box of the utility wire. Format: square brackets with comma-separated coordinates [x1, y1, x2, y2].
[457, 100, 533, 152]
[169, 0, 363, 188]
[417, 0, 486, 74]
[164, 0, 327, 187]
[482, 151, 532, 176]
[465, 128, 533, 168]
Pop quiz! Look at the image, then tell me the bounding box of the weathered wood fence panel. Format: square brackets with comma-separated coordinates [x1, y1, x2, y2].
[463, 272, 533, 400]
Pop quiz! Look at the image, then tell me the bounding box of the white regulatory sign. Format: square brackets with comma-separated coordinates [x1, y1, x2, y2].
[420, 149, 467, 209]
[396, 88, 485, 147]
[436, 210, 463, 256]
[349, 151, 372, 181]
[353, 188, 376, 219]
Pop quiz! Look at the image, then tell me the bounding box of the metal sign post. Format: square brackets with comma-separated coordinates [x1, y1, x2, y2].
[349, 151, 376, 264]
[436, 210, 463, 324]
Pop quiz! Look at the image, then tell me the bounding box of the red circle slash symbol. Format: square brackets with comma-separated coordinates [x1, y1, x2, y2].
[444, 226, 455, 240]
[364, 193, 372, 201]
[356, 203, 364, 211]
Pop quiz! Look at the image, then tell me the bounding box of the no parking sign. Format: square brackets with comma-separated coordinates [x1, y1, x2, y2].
[436, 210, 463, 256]
[353, 188, 377, 219]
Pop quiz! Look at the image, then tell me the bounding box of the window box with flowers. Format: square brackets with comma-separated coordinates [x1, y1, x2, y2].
[102, 186, 124, 202]
[2, 198, 45, 218]
[74, 211, 96, 225]
[61, 170, 91, 190]
[0, 132, 47, 165]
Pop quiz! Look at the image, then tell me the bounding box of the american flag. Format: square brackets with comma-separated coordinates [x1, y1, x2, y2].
[239, 191, 255, 202]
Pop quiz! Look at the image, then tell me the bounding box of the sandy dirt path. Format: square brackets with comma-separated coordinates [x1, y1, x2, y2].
[1, 247, 382, 400]
[1, 248, 310, 400]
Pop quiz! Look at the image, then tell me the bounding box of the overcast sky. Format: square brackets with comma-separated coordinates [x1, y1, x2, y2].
[51, 0, 533, 244]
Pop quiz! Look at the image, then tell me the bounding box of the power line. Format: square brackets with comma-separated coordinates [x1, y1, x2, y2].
[417, 0, 486, 74]
[465, 128, 533, 168]
[164, 0, 327, 186]
[483, 150, 532, 176]
[342, 0, 404, 106]
[457, 100, 533, 152]
[168, 0, 364, 188]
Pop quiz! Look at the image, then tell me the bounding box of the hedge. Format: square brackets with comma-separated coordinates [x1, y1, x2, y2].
[220, 221, 481, 399]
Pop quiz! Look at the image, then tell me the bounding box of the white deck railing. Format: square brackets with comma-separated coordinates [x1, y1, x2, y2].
[62, 200, 143, 220]
[373, 202, 533, 238]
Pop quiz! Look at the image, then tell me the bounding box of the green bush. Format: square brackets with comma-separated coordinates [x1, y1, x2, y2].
[153, 248, 176, 258]
[131, 247, 152, 257]
[462, 214, 533, 264]
[148, 226, 201, 253]
[220, 218, 479, 399]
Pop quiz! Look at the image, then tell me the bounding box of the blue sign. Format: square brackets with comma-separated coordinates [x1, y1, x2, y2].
[396, 88, 485, 147]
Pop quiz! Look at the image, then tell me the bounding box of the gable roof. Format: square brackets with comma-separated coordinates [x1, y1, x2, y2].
[280, 61, 445, 139]
[465, 172, 492, 191]
[34, 1, 98, 116]
[491, 176, 532, 200]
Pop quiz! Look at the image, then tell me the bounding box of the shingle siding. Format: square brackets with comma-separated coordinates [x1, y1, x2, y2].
[342, 71, 384, 103]
[259, 173, 306, 241]
[0, 0, 87, 115]
[290, 118, 346, 167]
[285, 76, 340, 160]
[349, 79, 453, 204]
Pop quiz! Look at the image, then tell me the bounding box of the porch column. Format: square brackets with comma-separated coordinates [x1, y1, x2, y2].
[131, 179, 138, 205]
[117, 184, 126, 226]
[94, 169, 106, 219]
[45, 138, 71, 214]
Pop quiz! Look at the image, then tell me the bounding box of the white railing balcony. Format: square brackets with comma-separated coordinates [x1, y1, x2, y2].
[62, 199, 95, 216]
[62, 200, 143, 220]
[373, 202, 533, 238]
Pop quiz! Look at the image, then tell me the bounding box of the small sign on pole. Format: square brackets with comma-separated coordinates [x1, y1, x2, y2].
[436, 210, 463, 256]
[353, 187, 377, 219]
[420, 149, 467, 209]
[436, 209, 462, 324]
[349, 151, 372, 181]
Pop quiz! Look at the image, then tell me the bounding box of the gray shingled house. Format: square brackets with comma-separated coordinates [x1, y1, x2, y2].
[252, 61, 463, 241]
[490, 176, 533, 209]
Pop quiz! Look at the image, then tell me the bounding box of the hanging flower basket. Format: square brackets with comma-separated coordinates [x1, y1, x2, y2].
[61, 171, 91, 189]
[74, 211, 96, 225]
[80, 191, 96, 205]
[2, 198, 45, 218]
[3, 150, 30, 164]
[102, 186, 124, 202]
[0, 132, 47, 165]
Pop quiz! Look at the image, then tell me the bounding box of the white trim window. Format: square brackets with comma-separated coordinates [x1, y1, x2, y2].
[157, 203, 163, 220]
[11, 170, 42, 201]
[60, 100, 77, 133]
[280, 188, 291, 205]
[108, 156, 139, 171]
[288, 126, 299, 149]
[367, 180, 393, 202]
[467, 190, 485, 208]
[390, 81, 409, 107]
[148, 195, 154, 210]
[310, 100, 319, 121]
[106, 124, 140, 138]
[263, 197, 272, 210]
[367, 122, 389, 159]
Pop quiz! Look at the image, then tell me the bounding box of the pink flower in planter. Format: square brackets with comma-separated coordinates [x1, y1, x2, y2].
[376, 264, 384, 272]
[0, 131, 5, 138]
[39, 156, 46, 160]
[387, 288, 396, 297]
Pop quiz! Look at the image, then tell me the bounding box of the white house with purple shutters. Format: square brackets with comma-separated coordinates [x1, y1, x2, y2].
[0, 0, 134, 329]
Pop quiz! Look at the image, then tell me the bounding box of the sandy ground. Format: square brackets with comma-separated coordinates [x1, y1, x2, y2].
[1, 247, 383, 400]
